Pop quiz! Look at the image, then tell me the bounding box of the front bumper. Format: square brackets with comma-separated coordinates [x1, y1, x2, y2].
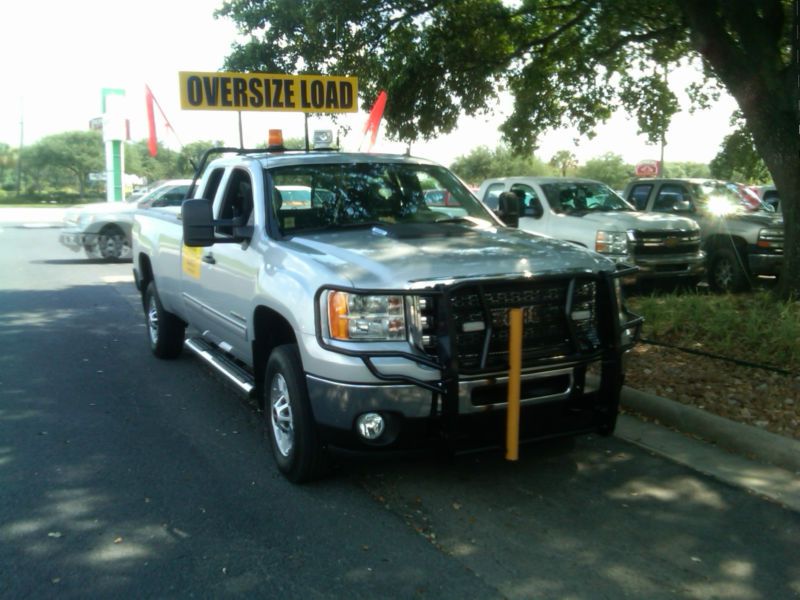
[748, 252, 783, 277]
[308, 269, 642, 450]
[632, 252, 706, 280]
[59, 229, 97, 251]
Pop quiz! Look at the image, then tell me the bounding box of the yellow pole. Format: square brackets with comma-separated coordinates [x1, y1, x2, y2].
[506, 308, 523, 461]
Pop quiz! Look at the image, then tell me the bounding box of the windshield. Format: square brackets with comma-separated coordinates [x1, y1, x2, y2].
[269, 162, 496, 234]
[691, 182, 773, 215]
[539, 181, 634, 214]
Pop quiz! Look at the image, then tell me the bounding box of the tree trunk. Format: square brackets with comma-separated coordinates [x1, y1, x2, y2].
[679, 0, 800, 299]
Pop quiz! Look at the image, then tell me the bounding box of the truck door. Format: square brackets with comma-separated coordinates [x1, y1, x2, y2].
[194, 167, 261, 359]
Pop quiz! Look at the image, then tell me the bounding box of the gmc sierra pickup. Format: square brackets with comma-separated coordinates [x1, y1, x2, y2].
[132, 141, 640, 482]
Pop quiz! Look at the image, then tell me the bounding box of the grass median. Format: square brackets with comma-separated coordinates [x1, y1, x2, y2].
[627, 290, 800, 374]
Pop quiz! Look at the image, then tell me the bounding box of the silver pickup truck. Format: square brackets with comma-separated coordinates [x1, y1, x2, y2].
[132, 143, 640, 482]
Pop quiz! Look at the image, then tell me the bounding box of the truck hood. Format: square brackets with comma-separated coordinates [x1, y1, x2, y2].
[577, 210, 699, 231]
[723, 211, 783, 227]
[283, 223, 614, 288]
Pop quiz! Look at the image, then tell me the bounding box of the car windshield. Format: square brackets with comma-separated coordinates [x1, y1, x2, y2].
[269, 162, 495, 234]
[692, 182, 773, 215]
[539, 181, 634, 214]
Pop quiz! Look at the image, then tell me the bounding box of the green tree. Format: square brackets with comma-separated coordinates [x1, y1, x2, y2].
[449, 145, 554, 183]
[576, 153, 633, 190]
[549, 150, 578, 177]
[218, 0, 799, 297]
[177, 140, 225, 177]
[23, 131, 104, 197]
[125, 140, 182, 183]
[664, 161, 710, 179]
[0, 143, 18, 192]
[709, 123, 771, 184]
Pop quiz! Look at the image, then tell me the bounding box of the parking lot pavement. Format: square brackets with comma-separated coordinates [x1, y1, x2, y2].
[0, 206, 68, 225]
[618, 389, 800, 511]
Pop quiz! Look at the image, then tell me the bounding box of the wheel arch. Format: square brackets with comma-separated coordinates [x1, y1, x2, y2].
[136, 253, 155, 305]
[252, 306, 299, 407]
[703, 233, 748, 255]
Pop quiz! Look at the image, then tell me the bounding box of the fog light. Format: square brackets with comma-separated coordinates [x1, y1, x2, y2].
[356, 412, 385, 440]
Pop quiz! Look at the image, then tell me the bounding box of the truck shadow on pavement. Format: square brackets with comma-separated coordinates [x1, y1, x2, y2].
[2, 285, 799, 599]
[32, 258, 132, 266]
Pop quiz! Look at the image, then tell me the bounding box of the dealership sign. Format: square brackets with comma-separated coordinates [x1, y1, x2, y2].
[635, 160, 660, 177]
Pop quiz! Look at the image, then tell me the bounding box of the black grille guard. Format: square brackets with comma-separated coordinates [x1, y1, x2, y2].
[313, 267, 643, 398]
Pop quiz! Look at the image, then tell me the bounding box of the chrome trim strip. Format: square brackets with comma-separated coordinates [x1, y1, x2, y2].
[182, 292, 247, 336]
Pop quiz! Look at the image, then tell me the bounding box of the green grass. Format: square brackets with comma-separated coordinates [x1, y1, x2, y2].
[627, 290, 800, 373]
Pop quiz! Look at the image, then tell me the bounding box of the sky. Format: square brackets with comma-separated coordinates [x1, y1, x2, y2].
[0, 0, 740, 168]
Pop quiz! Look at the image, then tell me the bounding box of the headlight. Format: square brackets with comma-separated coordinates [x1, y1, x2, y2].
[327, 291, 406, 341]
[595, 230, 629, 255]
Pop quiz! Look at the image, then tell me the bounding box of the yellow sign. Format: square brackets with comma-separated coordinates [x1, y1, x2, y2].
[179, 71, 358, 113]
[182, 245, 202, 279]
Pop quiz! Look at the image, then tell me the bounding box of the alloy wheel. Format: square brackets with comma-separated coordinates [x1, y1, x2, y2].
[270, 374, 294, 457]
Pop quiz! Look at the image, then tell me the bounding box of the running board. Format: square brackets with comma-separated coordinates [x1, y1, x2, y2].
[184, 337, 256, 397]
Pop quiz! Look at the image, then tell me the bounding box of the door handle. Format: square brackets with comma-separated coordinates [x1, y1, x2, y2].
[202, 253, 216, 265]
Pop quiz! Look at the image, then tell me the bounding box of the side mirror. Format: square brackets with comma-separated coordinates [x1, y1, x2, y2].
[496, 192, 520, 228]
[525, 198, 544, 219]
[182, 199, 215, 247]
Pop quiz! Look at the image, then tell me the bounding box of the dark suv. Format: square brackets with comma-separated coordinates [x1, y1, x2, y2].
[623, 178, 783, 292]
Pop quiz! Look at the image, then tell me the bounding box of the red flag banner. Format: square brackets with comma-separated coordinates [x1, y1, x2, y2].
[145, 85, 158, 156]
[362, 91, 387, 151]
[145, 85, 179, 156]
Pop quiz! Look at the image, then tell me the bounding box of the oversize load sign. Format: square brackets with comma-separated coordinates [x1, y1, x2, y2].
[179, 71, 358, 113]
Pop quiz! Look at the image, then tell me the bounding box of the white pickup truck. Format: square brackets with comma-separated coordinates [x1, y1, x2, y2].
[477, 177, 706, 284]
[132, 143, 640, 482]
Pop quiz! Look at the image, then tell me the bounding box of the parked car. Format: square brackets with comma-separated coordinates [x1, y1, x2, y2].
[622, 178, 784, 292]
[59, 179, 191, 260]
[476, 177, 705, 285]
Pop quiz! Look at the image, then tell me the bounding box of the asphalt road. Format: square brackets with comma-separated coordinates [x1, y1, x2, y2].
[1, 221, 798, 600]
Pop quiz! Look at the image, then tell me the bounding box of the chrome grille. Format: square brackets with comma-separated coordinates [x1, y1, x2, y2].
[631, 229, 701, 256]
[444, 278, 601, 374]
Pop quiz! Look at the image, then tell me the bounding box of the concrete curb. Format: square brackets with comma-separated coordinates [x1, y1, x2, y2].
[621, 386, 800, 474]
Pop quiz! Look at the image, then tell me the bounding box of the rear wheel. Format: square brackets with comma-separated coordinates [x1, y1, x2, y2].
[265, 344, 327, 483]
[708, 248, 749, 292]
[144, 282, 185, 359]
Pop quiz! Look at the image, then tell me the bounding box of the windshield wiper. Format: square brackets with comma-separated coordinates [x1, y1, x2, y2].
[434, 216, 486, 226]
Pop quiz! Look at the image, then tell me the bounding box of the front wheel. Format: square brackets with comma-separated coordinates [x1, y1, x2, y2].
[144, 282, 185, 359]
[92, 225, 131, 261]
[708, 248, 750, 293]
[265, 345, 327, 483]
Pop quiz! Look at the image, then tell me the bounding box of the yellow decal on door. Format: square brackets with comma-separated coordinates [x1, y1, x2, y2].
[182, 245, 202, 278]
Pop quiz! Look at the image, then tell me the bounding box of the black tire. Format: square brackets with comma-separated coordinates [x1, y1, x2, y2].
[144, 282, 185, 359]
[96, 225, 131, 261]
[264, 344, 327, 483]
[708, 248, 750, 293]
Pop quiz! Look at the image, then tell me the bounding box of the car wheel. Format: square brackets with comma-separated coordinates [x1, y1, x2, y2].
[97, 225, 131, 260]
[265, 344, 327, 483]
[708, 248, 750, 293]
[144, 282, 185, 359]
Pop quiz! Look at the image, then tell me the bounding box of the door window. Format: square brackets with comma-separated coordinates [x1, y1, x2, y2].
[628, 184, 653, 210]
[216, 169, 254, 236]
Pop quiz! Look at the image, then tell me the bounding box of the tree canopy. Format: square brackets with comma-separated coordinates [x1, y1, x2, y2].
[449, 145, 554, 183]
[22, 131, 104, 197]
[218, 0, 799, 297]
